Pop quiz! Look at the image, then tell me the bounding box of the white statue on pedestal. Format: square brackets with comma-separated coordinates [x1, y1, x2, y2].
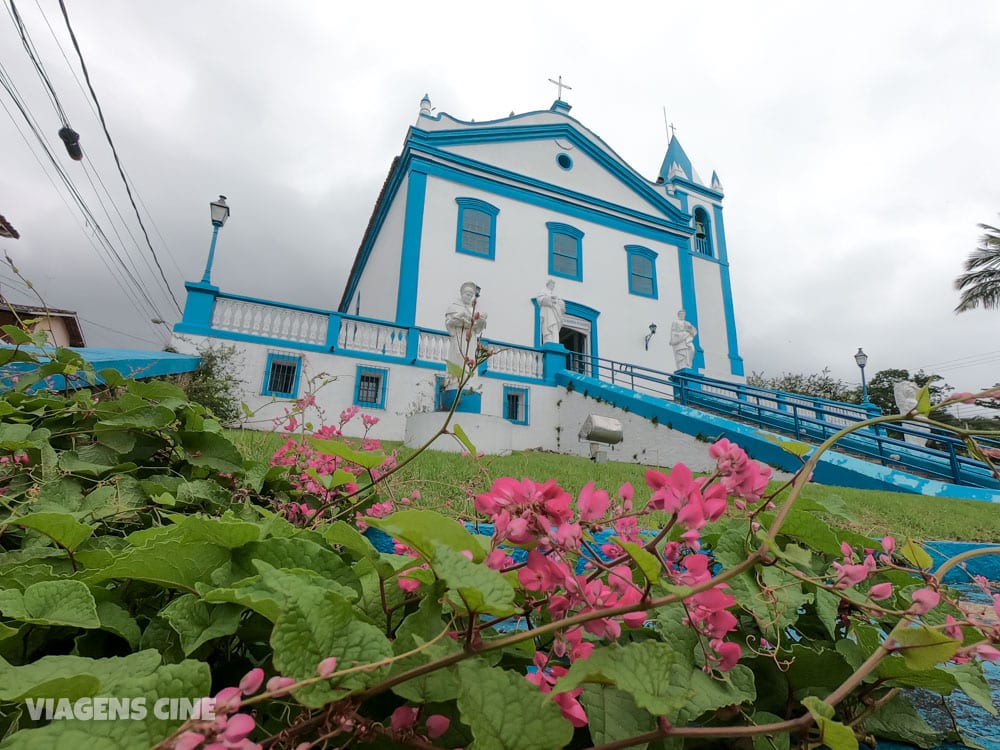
[535, 278, 565, 345]
[445, 281, 487, 380]
[893, 380, 928, 447]
[669, 309, 697, 370]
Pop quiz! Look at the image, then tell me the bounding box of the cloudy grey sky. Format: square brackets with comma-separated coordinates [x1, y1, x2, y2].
[2, 0, 998, 395]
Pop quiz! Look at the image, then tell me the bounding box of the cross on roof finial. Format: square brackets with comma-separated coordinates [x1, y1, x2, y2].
[669, 122, 677, 139]
[548, 75, 572, 100]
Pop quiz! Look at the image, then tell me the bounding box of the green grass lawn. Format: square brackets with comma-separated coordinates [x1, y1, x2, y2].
[227, 430, 1000, 543]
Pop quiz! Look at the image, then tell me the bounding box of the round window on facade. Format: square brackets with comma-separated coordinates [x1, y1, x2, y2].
[557, 152, 573, 170]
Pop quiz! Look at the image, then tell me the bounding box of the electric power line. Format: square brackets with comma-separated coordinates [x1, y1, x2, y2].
[57, 0, 183, 315]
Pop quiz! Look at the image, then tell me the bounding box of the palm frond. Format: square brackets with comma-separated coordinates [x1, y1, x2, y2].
[954, 219, 1000, 312]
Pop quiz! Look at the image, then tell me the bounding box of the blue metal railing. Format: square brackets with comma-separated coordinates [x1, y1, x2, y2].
[567, 354, 1000, 489]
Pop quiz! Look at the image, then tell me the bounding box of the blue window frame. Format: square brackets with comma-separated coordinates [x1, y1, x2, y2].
[262, 353, 301, 398]
[503, 385, 529, 425]
[354, 366, 388, 409]
[455, 197, 499, 259]
[693, 207, 713, 257]
[546, 222, 584, 281]
[625, 245, 658, 298]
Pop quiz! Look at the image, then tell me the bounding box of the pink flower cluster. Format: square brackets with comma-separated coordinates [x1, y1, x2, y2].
[168, 668, 267, 750]
[388, 706, 451, 741]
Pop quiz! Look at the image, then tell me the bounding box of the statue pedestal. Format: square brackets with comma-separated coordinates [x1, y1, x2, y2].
[439, 388, 482, 414]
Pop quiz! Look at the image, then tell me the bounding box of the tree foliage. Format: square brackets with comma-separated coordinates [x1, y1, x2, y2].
[747, 368, 859, 403]
[955, 219, 1000, 312]
[181, 344, 245, 425]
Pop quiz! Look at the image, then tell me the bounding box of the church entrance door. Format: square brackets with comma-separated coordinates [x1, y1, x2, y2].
[559, 327, 588, 375]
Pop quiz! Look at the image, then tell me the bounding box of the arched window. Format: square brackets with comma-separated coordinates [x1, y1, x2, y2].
[455, 198, 499, 259]
[624, 245, 658, 298]
[693, 207, 713, 257]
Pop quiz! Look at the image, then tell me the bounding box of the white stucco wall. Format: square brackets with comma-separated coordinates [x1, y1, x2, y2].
[410, 173, 723, 375]
[555, 389, 717, 471]
[691, 259, 729, 378]
[346, 175, 408, 320]
[171, 333, 563, 452]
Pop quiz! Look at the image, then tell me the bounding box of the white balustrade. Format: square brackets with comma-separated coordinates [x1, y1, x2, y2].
[212, 298, 327, 345]
[338, 318, 408, 358]
[486, 345, 544, 379]
[417, 331, 450, 363]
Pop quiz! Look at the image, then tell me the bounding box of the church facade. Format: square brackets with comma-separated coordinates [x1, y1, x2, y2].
[173, 95, 744, 450]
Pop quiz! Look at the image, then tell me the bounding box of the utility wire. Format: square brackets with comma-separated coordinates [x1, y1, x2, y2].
[57, 0, 183, 315]
[0, 62, 168, 328]
[7, 0, 68, 125]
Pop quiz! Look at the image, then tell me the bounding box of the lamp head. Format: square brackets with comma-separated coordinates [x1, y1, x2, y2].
[854, 347, 868, 368]
[210, 195, 230, 227]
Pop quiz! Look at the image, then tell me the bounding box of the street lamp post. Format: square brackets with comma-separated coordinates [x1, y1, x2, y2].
[854, 347, 869, 403]
[200, 195, 230, 285]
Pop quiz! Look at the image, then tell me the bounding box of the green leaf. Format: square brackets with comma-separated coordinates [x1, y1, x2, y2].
[676, 665, 756, 724]
[619, 540, 661, 584]
[429, 542, 515, 616]
[862, 693, 943, 749]
[451, 423, 476, 455]
[1, 324, 39, 345]
[780, 543, 814, 568]
[0, 658, 210, 749]
[760, 432, 812, 457]
[389, 586, 463, 703]
[801, 696, 858, 750]
[159, 594, 243, 655]
[916, 385, 931, 415]
[891, 625, 960, 670]
[555, 641, 693, 718]
[81, 535, 230, 592]
[95, 601, 141, 649]
[12, 512, 94, 551]
[0, 622, 18, 640]
[900, 538, 934, 569]
[0, 650, 160, 701]
[265, 564, 392, 707]
[751, 711, 790, 750]
[305, 436, 385, 470]
[0, 422, 34, 446]
[581, 684, 656, 750]
[178, 430, 244, 473]
[96, 404, 176, 430]
[947, 660, 998, 715]
[457, 659, 574, 750]
[0, 580, 100, 628]
[231, 537, 360, 597]
[323, 520, 379, 560]
[365, 508, 485, 563]
[446, 360, 465, 381]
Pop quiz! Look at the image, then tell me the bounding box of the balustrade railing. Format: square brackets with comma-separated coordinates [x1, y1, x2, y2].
[212, 298, 328, 345]
[416, 330, 450, 363]
[485, 342, 544, 379]
[337, 318, 407, 358]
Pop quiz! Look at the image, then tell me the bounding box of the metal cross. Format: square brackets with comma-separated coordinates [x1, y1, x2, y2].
[669, 122, 677, 138]
[548, 75, 572, 100]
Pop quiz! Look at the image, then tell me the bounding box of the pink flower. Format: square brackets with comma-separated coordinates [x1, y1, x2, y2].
[868, 582, 893, 601]
[952, 392, 977, 404]
[266, 676, 296, 696]
[390, 706, 419, 732]
[909, 588, 940, 615]
[832, 561, 872, 588]
[223, 713, 256, 742]
[175, 732, 205, 750]
[975, 644, 1000, 662]
[317, 656, 338, 678]
[881, 536, 896, 555]
[710, 639, 742, 671]
[576, 481, 609, 521]
[238, 667, 264, 694]
[213, 686, 241, 714]
[425, 714, 450, 739]
[944, 615, 963, 640]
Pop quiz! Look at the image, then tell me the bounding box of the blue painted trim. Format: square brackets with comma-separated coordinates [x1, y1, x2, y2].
[180, 282, 218, 328]
[354, 365, 389, 409]
[503, 384, 530, 425]
[262, 353, 302, 398]
[396, 170, 428, 327]
[675, 246, 704, 370]
[712, 204, 744, 375]
[556, 152, 573, 170]
[624, 245, 658, 299]
[692, 206, 714, 258]
[408, 121, 690, 225]
[482, 370, 546, 386]
[546, 221, 584, 282]
[411, 147, 690, 237]
[455, 197, 498, 260]
[565, 300, 601, 364]
[325, 313, 341, 351]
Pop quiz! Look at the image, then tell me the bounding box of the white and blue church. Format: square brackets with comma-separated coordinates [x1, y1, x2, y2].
[173, 93, 747, 459]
